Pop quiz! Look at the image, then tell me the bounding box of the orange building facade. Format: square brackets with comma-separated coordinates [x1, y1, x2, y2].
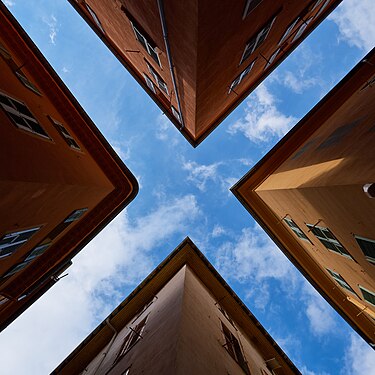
[0, 4, 138, 330]
[53, 238, 300, 375]
[68, 0, 342, 146]
[232, 48, 375, 347]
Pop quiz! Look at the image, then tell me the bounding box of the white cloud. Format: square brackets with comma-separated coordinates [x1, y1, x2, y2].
[3, 0, 15, 7]
[211, 224, 226, 238]
[329, 0, 375, 52]
[342, 333, 375, 375]
[182, 160, 222, 192]
[228, 84, 297, 143]
[155, 113, 180, 146]
[43, 15, 58, 45]
[0, 194, 200, 374]
[302, 281, 336, 336]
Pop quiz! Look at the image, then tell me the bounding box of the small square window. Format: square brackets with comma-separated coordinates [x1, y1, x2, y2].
[359, 286, 375, 306]
[25, 243, 50, 262]
[228, 59, 256, 93]
[146, 61, 168, 95]
[49, 117, 80, 150]
[86, 4, 105, 34]
[64, 208, 88, 223]
[144, 74, 156, 94]
[171, 106, 181, 123]
[355, 236, 375, 264]
[0, 227, 40, 259]
[0, 92, 49, 138]
[278, 17, 300, 45]
[240, 15, 276, 65]
[306, 224, 352, 259]
[15, 72, 41, 96]
[284, 218, 310, 241]
[117, 317, 147, 359]
[326, 269, 355, 294]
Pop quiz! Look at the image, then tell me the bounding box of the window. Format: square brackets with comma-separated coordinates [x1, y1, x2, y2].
[355, 236, 375, 264]
[0, 92, 49, 138]
[284, 218, 310, 241]
[122, 369, 131, 375]
[240, 16, 276, 64]
[85, 4, 105, 34]
[50, 117, 80, 150]
[327, 269, 355, 294]
[146, 61, 168, 95]
[15, 71, 42, 95]
[64, 208, 88, 223]
[359, 286, 375, 306]
[131, 22, 161, 66]
[228, 59, 256, 94]
[314, 0, 331, 19]
[278, 17, 300, 45]
[264, 48, 280, 70]
[242, 0, 263, 19]
[1, 243, 50, 279]
[292, 17, 313, 43]
[0, 227, 40, 259]
[0, 295, 9, 306]
[171, 106, 181, 123]
[118, 317, 147, 357]
[306, 224, 352, 258]
[218, 305, 235, 327]
[221, 323, 249, 374]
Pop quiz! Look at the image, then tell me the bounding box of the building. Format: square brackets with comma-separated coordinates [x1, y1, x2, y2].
[0, 4, 138, 330]
[53, 238, 300, 374]
[232, 48, 375, 347]
[68, 0, 342, 146]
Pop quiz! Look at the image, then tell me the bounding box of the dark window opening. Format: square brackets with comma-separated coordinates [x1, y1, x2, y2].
[0, 227, 40, 259]
[355, 236, 375, 264]
[359, 286, 375, 306]
[284, 218, 310, 241]
[327, 269, 355, 294]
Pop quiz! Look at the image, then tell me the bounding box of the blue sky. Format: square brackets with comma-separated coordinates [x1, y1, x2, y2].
[1, 1, 375, 374]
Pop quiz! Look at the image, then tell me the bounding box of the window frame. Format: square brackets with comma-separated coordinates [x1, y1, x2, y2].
[221, 322, 250, 374]
[306, 224, 352, 259]
[64, 208, 88, 223]
[359, 285, 375, 306]
[326, 269, 356, 294]
[171, 106, 181, 123]
[0, 227, 40, 259]
[15, 71, 42, 96]
[49, 116, 81, 150]
[143, 74, 156, 94]
[240, 15, 276, 65]
[283, 218, 311, 242]
[354, 235, 375, 264]
[228, 59, 256, 94]
[0, 91, 50, 138]
[85, 3, 105, 34]
[145, 61, 168, 96]
[131, 22, 161, 67]
[242, 0, 263, 19]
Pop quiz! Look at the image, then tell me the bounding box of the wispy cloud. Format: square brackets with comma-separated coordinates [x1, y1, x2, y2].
[182, 160, 222, 192]
[3, 0, 15, 7]
[329, 0, 375, 52]
[0, 194, 200, 374]
[42, 14, 58, 45]
[342, 333, 375, 375]
[155, 113, 180, 146]
[228, 84, 297, 143]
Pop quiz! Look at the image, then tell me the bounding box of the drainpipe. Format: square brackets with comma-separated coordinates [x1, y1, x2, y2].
[156, 0, 185, 130]
[91, 318, 119, 375]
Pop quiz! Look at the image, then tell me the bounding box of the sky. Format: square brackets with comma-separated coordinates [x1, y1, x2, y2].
[1, 1, 375, 374]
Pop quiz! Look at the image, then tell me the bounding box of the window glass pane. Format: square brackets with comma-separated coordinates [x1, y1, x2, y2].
[25, 243, 50, 261]
[64, 208, 88, 223]
[356, 237, 375, 261]
[360, 287, 375, 306]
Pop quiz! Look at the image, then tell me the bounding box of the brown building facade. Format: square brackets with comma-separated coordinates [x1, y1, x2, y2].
[68, 0, 342, 146]
[53, 238, 300, 374]
[0, 4, 138, 330]
[232, 48, 375, 347]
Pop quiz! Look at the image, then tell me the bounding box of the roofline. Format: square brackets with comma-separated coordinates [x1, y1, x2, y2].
[231, 47, 375, 347]
[53, 237, 301, 374]
[69, 0, 341, 147]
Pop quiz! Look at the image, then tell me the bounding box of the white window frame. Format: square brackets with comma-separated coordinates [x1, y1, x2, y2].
[306, 224, 352, 259]
[228, 59, 256, 94]
[0, 227, 40, 259]
[143, 74, 156, 94]
[171, 106, 181, 123]
[64, 208, 88, 223]
[131, 22, 161, 67]
[284, 218, 310, 242]
[85, 4, 105, 34]
[146, 61, 168, 95]
[264, 48, 280, 70]
[15, 71, 42, 96]
[354, 235, 375, 264]
[359, 285, 375, 306]
[313, 0, 331, 19]
[292, 17, 313, 43]
[242, 0, 263, 19]
[278, 17, 300, 46]
[0, 92, 49, 138]
[50, 117, 80, 150]
[240, 16, 276, 65]
[326, 269, 356, 294]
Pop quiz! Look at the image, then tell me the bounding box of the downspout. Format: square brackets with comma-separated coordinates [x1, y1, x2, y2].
[91, 318, 119, 375]
[156, 0, 185, 130]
